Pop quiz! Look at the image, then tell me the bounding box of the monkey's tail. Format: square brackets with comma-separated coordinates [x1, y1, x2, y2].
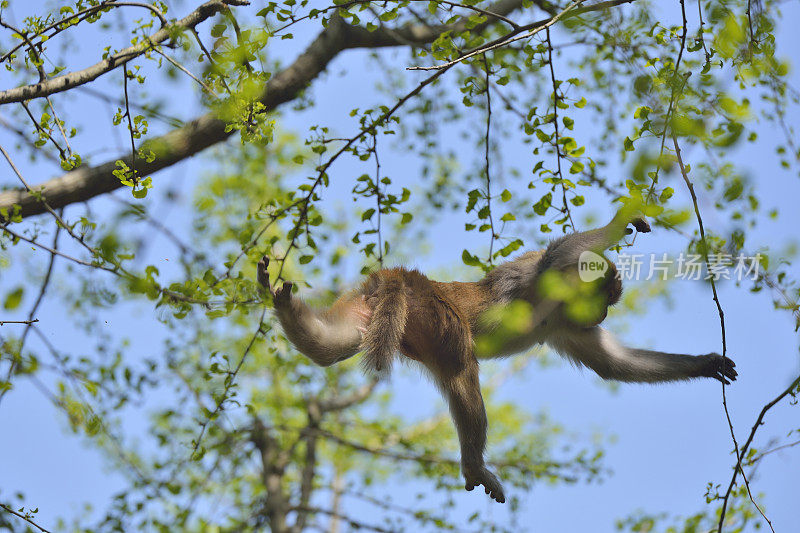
[361, 277, 407, 375]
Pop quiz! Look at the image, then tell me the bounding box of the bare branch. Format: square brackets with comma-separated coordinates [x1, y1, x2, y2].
[153, 48, 218, 97]
[0, 319, 39, 325]
[673, 136, 773, 533]
[717, 374, 798, 532]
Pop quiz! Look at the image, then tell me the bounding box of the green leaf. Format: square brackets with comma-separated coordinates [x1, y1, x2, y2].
[3, 286, 23, 310]
[533, 192, 552, 216]
[461, 249, 481, 267]
[624, 137, 635, 152]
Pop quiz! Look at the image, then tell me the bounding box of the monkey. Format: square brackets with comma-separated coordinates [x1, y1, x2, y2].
[256, 209, 737, 504]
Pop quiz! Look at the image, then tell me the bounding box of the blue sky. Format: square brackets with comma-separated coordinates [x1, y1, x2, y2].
[1, 0, 799, 531]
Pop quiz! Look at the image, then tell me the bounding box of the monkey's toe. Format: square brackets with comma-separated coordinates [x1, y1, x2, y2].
[464, 467, 505, 504]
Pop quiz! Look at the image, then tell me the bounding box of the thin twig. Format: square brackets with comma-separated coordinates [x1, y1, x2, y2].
[546, 26, 574, 231]
[153, 48, 218, 97]
[0, 225, 114, 272]
[407, 0, 584, 71]
[19, 101, 67, 159]
[482, 54, 497, 263]
[0, 319, 39, 325]
[190, 305, 268, 459]
[672, 136, 772, 533]
[122, 65, 138, 185]
[0, 503, 52, 533]
[372, 135, 384, 266]
[0, 218, 61, 405]
[646, 0, 689, 202]
[696, 0, 710, 61]
[743, 438, 800, 466]
[717, 375, 798, 532]
[45, 97, 73, 156]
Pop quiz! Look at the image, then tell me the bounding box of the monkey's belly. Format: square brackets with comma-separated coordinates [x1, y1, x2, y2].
[401, 285, 471, 366]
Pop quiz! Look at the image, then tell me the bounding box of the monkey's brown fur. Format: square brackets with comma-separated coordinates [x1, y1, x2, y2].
[258, 211, 737, 503]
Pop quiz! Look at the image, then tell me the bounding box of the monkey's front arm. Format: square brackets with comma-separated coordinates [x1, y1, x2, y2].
[258, 257, 370, 366]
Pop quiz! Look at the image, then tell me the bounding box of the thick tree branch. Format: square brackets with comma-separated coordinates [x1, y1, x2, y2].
[0, 0, 248, 105]
[252, 418, 291, 533]
[0, 0, 638, 220]
[0, 0, 529, 219]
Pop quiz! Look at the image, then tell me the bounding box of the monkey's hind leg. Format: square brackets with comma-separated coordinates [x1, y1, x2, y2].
[439, 356, 505, 503]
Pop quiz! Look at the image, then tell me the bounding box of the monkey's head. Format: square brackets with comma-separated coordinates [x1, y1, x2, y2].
[537, 256, 621, 328]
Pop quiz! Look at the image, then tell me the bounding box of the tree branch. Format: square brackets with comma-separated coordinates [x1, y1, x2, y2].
[0, 0, 247, 105]
[0, 504, 52, 533]
[0, 0, 533, 220]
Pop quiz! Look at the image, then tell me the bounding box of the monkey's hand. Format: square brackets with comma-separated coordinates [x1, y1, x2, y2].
[464, 465, 506, 503]
[700, 353, 738, 384]
[257, 256, 293, 308]
[631, 216, 651, 233]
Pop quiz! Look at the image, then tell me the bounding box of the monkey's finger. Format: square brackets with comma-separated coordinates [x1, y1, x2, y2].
[465, 483, 475, 491]
[720, 357, 737, 381]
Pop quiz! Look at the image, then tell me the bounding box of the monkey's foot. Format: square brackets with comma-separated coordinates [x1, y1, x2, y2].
[702, 353, 737, 384]
[273, 281, 293, 306]
[464, 466, 506, 503]
[256, 256, 293, 306]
